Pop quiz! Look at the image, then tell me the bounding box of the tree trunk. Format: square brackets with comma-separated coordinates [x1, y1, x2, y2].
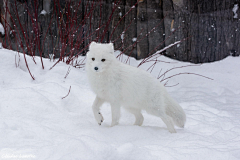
[163, 0, 240, 63]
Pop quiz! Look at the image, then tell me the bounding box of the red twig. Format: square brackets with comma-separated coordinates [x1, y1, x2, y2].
[109, 1, 138, 41]
[64, 66, 71, 79]
[100, 0, 121, 42]
[62, 86, 71, 99]
[160, 73, 214, 82]
[96, 0, 102, 41]
[138, 26, 182, 67]
[116, 15, 167, 62]
[25, 1, 44, 69]
[158, 64, 200, 80]
[164, 82, 179, 87]
[49, 59, 61, 70]
[3, 2, 35, 80]
[116, 28, 144, 59]
[12, 2, 36, 63]
[112, 18, 135, 44]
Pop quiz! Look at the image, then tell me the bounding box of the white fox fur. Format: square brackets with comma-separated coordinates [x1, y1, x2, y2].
[86, 42, 186, 133]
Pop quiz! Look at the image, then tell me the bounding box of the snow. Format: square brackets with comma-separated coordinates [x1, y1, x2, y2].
[40, 10, 47, 15]
[155, 41, 181, 55]
[0, 48, 240, 160]
[121, 31, 125, 43]
[119, 12, 122, 17]
[0, 22, 4, 35]
[233, 4, 239, 19]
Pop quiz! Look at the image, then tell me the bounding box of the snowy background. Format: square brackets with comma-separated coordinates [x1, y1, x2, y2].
[0, 48, 240, 159]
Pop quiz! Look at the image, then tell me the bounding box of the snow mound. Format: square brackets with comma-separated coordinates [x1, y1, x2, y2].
[0, 48, 240, 159]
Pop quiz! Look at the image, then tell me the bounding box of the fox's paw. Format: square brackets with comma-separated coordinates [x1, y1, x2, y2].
[168, 127, 177, 133]
[110, 121, 119, 127]
[95, 112, 104, 125]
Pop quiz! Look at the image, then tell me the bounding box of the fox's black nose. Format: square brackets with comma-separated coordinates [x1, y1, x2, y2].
[94, 67, 98, 71]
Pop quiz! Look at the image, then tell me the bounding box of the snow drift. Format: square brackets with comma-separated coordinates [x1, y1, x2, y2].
[0, 48, 240, 160]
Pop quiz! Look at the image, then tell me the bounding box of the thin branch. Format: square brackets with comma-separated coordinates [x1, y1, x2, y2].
[164, 83, 179, 87]
[109, 1, 138, 40]
[160, 72, 214, 82]
[62, 86, 71, 99]
[158, 64, 200, 80]
[64, 66, 71, 79]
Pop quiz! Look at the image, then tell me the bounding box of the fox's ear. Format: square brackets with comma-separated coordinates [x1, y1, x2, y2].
[89, 41, 97, 50]
[109, 43, 114, 54]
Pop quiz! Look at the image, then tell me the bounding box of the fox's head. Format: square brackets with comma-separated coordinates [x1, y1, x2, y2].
[86, 42, 116, 73]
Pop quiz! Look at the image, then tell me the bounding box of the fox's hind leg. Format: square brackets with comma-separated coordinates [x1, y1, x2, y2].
[92, 96, 104, 125]
[160, 114, 176, 133]
[146, 108, 176, 133]
[125, 108, 144, 126]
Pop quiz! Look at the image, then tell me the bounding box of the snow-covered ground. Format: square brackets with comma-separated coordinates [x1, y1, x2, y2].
[0, 48, 240, 160]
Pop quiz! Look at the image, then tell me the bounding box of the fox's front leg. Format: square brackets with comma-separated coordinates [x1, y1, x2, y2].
[92, 96, 104, 125]
[110, 103, 121, 127]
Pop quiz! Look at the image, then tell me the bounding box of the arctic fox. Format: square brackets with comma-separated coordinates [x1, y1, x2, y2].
[86, 42, 186, 133]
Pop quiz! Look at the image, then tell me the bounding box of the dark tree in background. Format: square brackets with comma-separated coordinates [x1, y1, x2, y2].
[164, 0, 240, 63]
[0, 0, 240, 63]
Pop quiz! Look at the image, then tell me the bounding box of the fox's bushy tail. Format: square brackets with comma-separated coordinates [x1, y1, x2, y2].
[165, 98, 186, 128]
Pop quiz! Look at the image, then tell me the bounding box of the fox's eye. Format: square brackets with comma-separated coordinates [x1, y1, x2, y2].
[92, 58, 95, 61]
[101, 59, 106, 62]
